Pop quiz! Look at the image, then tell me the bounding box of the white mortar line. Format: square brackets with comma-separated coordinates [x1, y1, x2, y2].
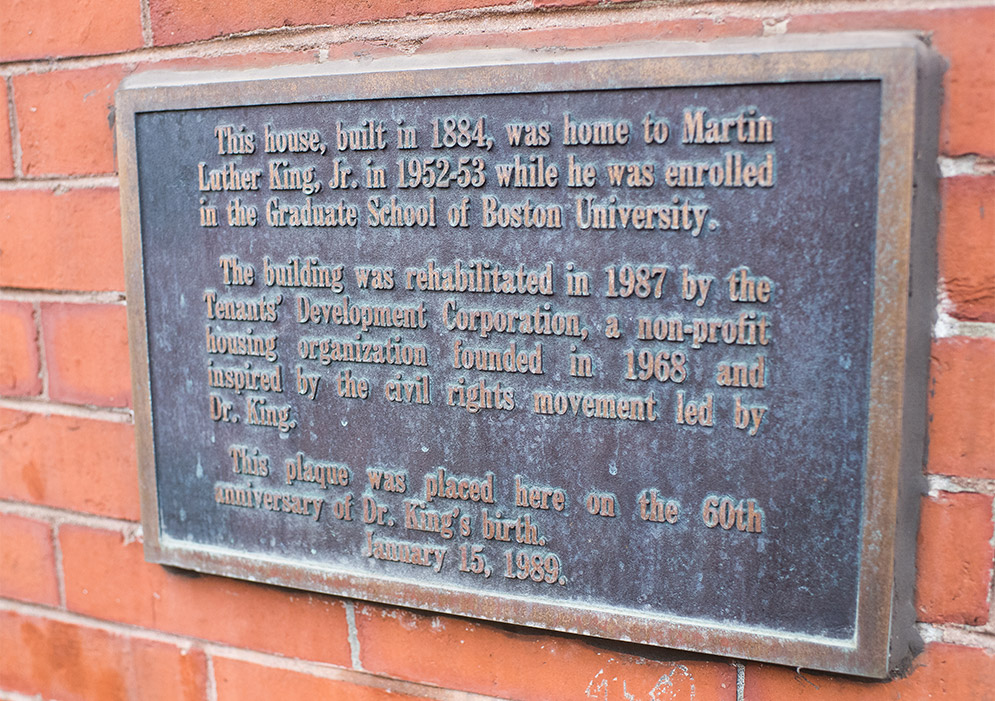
[933, 302, 995, 340]
[205, 652, 220, 701]
[0, 500, 140, 532]
[29, 301, 47, 400]
[939, 155, 995, 177]
[140, 0, 154, 48]
[344, 599, 364, 670]
[4, 76, 22, 178]
[51, 521, 67, 608]
[926, 475, 995, 497]
[0, 396, 133, 423]
[0, 175, 120, 190]
[917, 623, 995, 652]
[0, 290, 126, 304]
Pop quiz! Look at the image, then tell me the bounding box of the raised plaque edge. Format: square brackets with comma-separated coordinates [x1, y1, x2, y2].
[117, 33, 940, 677]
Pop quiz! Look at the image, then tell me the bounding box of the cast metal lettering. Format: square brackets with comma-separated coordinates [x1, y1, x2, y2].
[121, 39, 934, 676]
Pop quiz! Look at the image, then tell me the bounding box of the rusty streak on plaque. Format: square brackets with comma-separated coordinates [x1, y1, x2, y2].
[117, 35, 939, 677]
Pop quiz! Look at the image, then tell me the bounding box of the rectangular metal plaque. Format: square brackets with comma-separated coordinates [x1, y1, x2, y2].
[118, 35, 938, 677]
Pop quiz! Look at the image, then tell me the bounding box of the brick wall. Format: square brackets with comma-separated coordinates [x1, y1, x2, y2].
[1, 1, 992, 698]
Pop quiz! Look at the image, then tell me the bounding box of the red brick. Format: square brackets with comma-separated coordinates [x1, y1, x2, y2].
[355, 604, 737, 700]
[0, 80, 13, 179]
[0, 0, 143, 61]
[0, 513, 59, 606]
[59, 524, 352, 665]
[149, 0, 509, 46]
[41, 302, 131, 408]
[214, 657, 430, 701]
[0, 302, 41, 397]
[927, 338, 995, 479]
[0, 409, 139, 520]
[13, 65, 128, 176]
[787, 7, 995, 157]
[0, 188, 124, 292]
[939, 176, 995, 322]
[916, 492, 994, 626]
[0, 610, 207, 701]
[744, 643, 995, 699]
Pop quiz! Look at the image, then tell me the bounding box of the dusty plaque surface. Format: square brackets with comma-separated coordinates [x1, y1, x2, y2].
[118, 36, 937, 677]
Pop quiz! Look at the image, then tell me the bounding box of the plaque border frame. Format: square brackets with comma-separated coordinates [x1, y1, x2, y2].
[117, 33, 939, 678]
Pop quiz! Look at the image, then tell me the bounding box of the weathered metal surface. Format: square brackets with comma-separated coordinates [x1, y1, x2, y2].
[117, 35, 939, 677]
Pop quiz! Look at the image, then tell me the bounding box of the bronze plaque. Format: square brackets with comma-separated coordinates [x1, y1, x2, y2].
[118, 35, 939, 677]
